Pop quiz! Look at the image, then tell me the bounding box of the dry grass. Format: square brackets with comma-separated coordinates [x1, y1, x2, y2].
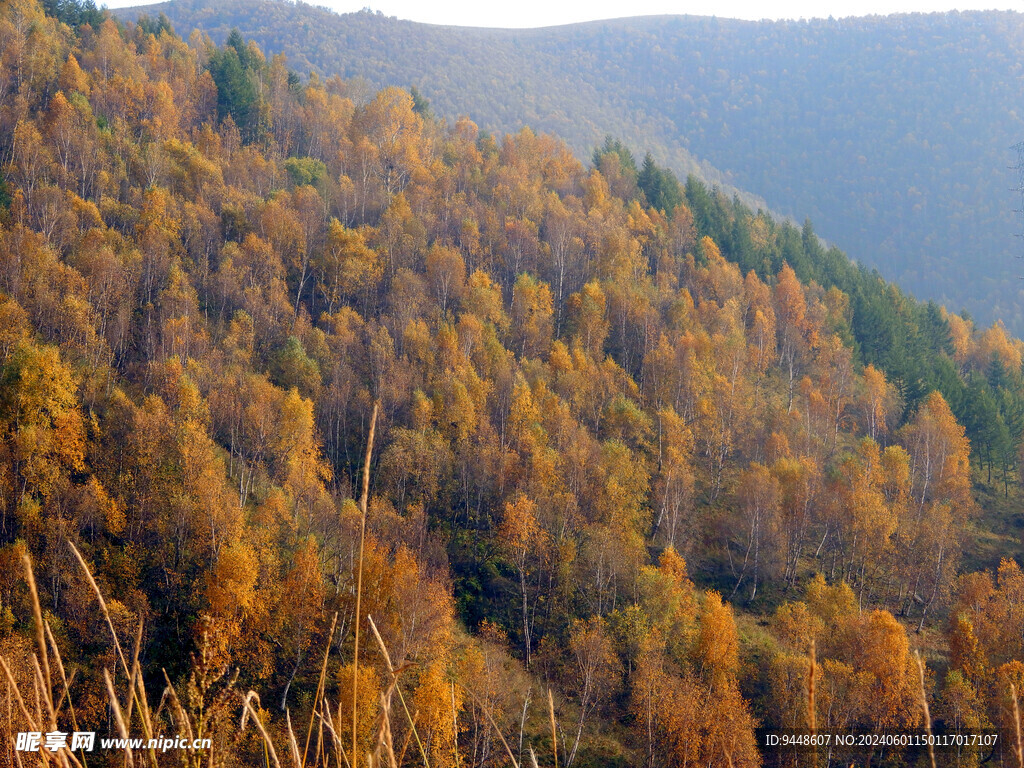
[1013, 683, 1023, 768]
[547, 689, 557, 768]
[352, 403, 379, 766]
[1, 537, 449, 768]
[914, 651, 936, 768]
[0, 408, 553, 768]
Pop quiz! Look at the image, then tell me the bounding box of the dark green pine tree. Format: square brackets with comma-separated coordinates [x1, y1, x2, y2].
[996, 385, 1024, 496]
[226, 28, 251, 68]
[638, 153, 682, 214]
[209, 31, 262, 142]
[410, 85, 431, 117]
[987, 352, 1010, 393]
[592, 136, 638, 176]
[137, 12, 174, 36]
[728, 196, 755, 273]
[42, 0, 102, 27]
[964, 378, 1008, 485]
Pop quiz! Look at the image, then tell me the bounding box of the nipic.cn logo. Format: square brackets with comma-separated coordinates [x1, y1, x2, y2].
[15, 732, 211, 753]
[15, 731, 95, 752]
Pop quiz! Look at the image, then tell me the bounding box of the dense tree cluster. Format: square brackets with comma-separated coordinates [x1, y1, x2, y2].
[2, 2, 1024, 764]
[134, 0, 1024, 333]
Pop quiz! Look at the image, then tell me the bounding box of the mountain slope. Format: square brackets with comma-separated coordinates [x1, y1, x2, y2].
[119, 0, 1024, 332]
[7, 1, 1024, 762]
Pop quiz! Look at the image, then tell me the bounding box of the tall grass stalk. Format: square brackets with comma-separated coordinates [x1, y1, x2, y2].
[367, 614, 428, 767]
[396, 710, 417, 767]
[458, 682, 520, 768]
[450, 681, 460, 768]
[914, 652, 936, 768]
[68, 542, 159, 767]
[304, 612, 338, 767]
[548, 689, 557, 768]
[1012, 682, 1023, 768]
[45, 623, 87, 767]
[352, 402, 379, 764]
[808, 638, 816, 768]
[241, 692, 283, 768]
[22, 555, 53, 731]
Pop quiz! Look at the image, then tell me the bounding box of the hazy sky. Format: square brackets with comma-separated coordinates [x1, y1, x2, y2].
[110, 0, 1024, 24]
[292, 0, 1020, 27]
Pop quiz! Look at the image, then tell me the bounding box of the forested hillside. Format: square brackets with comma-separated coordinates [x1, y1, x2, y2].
[120, 0, 1024, 335]
[4, 1, 1024, 765]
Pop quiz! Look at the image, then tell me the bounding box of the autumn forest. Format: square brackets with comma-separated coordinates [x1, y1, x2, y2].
[2, 1, 1024, 765]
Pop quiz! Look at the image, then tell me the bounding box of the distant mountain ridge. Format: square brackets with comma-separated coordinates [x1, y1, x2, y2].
[117, 0, 1024, 331]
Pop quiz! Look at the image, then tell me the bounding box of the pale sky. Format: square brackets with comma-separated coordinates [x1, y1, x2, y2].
[296, 0, 1020, 26]
[111, 0, 1024, 25]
